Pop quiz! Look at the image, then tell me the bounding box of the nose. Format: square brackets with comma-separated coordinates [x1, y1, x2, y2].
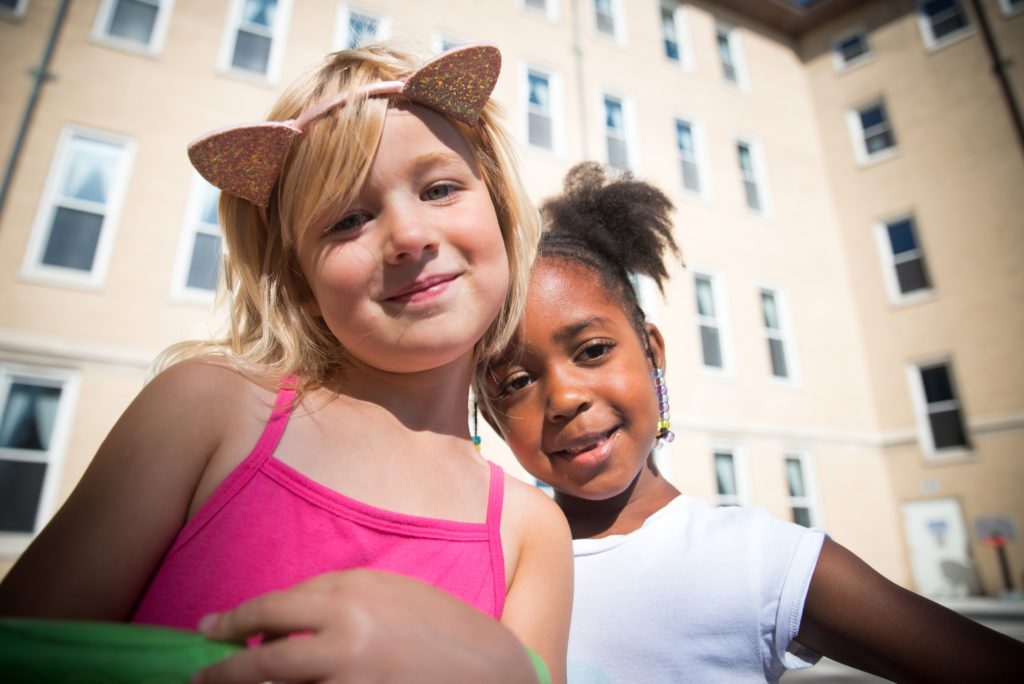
[545, 368, 591, 423]
[383, 202, 440, 264]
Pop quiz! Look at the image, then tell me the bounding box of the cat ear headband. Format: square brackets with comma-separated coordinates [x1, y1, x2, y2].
[187, 43, 501, 208]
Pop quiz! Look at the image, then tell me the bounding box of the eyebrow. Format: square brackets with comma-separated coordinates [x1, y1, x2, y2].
[409, 150, 474, 178]
[553, 316, 612, 344]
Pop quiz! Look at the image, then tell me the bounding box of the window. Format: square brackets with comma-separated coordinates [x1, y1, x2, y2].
[1000, 0, 1024, 17]
[433, 33, 468, 54]
[1, 0, 29, 19]
[521, 0, 558, 20]
[736, 140, 768, 214]
[0, 366, 77, 553]
[875, 215, 932, 301]
[222, 0, 290, 79]
[832, 29, 871, 70]
[592, 0, 625, 43]
[173, 177, 223, 300]
[526, 69, 554, 151]
[784, 454, 819, 527]
[674, 118, 702, 194]
[760, 288, 793, 380]
[909, 361, 970, 454]
[917, 0, 972, 49]
[716, 24, 745, 88]
[848, 100, 897, 163]
[93, 0, 173, 53]
[660, 2, 692, 69]
[335, 5, 389, 50]
[602, 93, 632, 171]
[713, 448, 746, 506]
[22, 127, 134, 287]
[694, 273, 728, 371]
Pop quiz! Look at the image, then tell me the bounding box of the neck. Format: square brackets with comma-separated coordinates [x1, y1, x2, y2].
[554, 453, 681, 539]
[326, 352, 476, 439]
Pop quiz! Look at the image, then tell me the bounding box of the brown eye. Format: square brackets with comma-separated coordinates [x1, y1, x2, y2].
[327, 212, 370, 234]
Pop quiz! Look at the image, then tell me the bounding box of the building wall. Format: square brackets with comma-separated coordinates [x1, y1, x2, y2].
[3, 0, 1017, 596]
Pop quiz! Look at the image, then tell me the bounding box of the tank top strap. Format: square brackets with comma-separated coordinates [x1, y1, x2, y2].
[248, 375, 299, 466]
[485, 460, 506, 617]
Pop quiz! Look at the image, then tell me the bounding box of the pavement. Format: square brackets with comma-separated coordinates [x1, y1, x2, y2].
[781, 597, 1024, 683]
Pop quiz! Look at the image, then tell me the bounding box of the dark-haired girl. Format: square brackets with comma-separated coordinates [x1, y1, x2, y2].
[481, 162, 1024, 683]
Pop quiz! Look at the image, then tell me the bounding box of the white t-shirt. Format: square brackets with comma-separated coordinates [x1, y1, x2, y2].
[568, 495, 825, 683]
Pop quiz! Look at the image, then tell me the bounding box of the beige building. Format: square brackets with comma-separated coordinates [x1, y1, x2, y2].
[1, 0, 1021, 599]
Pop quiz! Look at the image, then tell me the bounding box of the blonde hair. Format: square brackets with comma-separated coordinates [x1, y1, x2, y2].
[160, 45, 538, 390]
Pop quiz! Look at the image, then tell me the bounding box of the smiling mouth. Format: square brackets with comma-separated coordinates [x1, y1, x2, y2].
[386, 274, 458, 303]
[550, 426, 620, 458]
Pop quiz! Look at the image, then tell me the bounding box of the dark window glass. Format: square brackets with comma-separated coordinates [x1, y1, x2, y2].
[186, 233, 222, 291]
[108, 0, 158, 45]
[42, 207, 103, 271]
[701, 326, 723, 368]
[921, 365, 955, 403]
[895, 259, 930, 293]
[0, 460, 47, 533]
[929, 409, 968, 448]
[232, 31, 271, 73]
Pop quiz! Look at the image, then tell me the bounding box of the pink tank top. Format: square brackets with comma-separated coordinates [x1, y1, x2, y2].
[131, 380, 506, 629]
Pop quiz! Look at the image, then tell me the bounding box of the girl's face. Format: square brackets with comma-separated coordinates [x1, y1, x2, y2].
[485, 259, 665, 501]
[297, 104, 509, 375]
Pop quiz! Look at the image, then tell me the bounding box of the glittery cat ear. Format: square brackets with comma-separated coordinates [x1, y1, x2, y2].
[187, 121, 302, 207]
[187, 43, 501, 208]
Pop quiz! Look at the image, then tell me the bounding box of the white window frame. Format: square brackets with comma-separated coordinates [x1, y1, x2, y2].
[692, 268, 734, 375]
[735, 136, 771, 218]
[91, 0, 175, 55]
[591, 0, 627, 46]
[712, 444, 750, 507]
[520, 0, 559, 22]
[783, 451, 822, 528]
[916, 0, 974, 52]
[999, 0, 1024, 17]
[715, 22, 748, 91]
[333, 3, 391, 51]
[218, 0, 293, 82]
[598, 89, 638, 173]
[873, 213, 935, 305]
[831, 26, 873, 72]
[660, 1, 694, 71]
[520, 62, 564, 157]
[672, 115, 709, 199]
[758, 284, 799, 384]
[21, 126, 136, 291]
[0, 363, 80, 557]
[906, 357, 972, 460]
[846, 98, 899, 165]
[171, 174, 224, 304]
[1, 0, 29, 20]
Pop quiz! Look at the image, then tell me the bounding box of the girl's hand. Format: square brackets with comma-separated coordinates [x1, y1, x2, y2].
[191, 569, 540, 684]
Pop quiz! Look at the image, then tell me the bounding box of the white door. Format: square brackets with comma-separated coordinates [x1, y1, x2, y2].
[901, 498, 980, 597]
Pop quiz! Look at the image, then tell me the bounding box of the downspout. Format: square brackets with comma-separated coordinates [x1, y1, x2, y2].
[570, 0, 589, 158]
[0, 0, 72, 222]
[969, 0, 1024, 159]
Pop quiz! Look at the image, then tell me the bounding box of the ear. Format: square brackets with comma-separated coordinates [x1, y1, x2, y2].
[643, 322, 666, 372]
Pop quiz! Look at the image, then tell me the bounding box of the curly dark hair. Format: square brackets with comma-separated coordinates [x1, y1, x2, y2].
[538, 162, 682, 335]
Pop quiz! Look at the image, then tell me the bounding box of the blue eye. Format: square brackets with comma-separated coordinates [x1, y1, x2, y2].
[422, 183, 455, 201]
[327, 212, 370, 234]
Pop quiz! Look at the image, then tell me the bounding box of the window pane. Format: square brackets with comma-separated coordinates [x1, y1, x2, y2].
[107, 0, 158, 45]
[701, 326, 723, 368]
[0, 0, 21, 9]
[1, 383, 62, 451]
[595, 0, 615, 35]
[42, 207, 103, 271]
[761, 292, 780, 329]
[242, 0, 276, 27]
[0, 460, 47, 533]
[62, 138, 121, 204]
[200, 184, 220, 226]
[695, 277, 715, 316]
[859, 105, 885, 130]
[920, 365, 955, 403]
[785, 458, 806, 497]
[865, 129, 895, 154]
[525, 0, 547, 9]
[737, 144, 753, 174]
[607, 137, 629, 171]
[839, 34, 868, 62]
[929, 408, 968, 448]
[681, 159, 700, 193]
[528, 73, 550, 109]
[895, 258, 931, 293]
[769, 338, 788, 378]
[676, 122, 694, 154]
[186, 232, 222, 291]
[604, 97, 623, 132]
[714, 452, 737, 495]
[232, 30, 271, 73]
[744, 180, 761, 212]
[662, 7, 679, 61]
[529, 112, 553, 149]
[717, 30, 736, 82]
[347, 13, 378, 49]
[791, 506, 812, 528]
[886, 219, 918, 254]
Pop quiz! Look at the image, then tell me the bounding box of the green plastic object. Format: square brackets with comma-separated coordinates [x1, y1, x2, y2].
[0, 618, 241, 683]
[525, 646, 552, 684]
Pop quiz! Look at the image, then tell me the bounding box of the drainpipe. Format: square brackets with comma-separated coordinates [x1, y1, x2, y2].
[570, 0, 589, 159]
[969, 0, 1024, 158]
[0, 0, 72, 222]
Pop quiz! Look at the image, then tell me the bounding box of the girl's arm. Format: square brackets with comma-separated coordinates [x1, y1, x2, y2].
[795, 538, 1024, 683]
[499, 481, 574, 684]
[0, 360, 235, 619]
